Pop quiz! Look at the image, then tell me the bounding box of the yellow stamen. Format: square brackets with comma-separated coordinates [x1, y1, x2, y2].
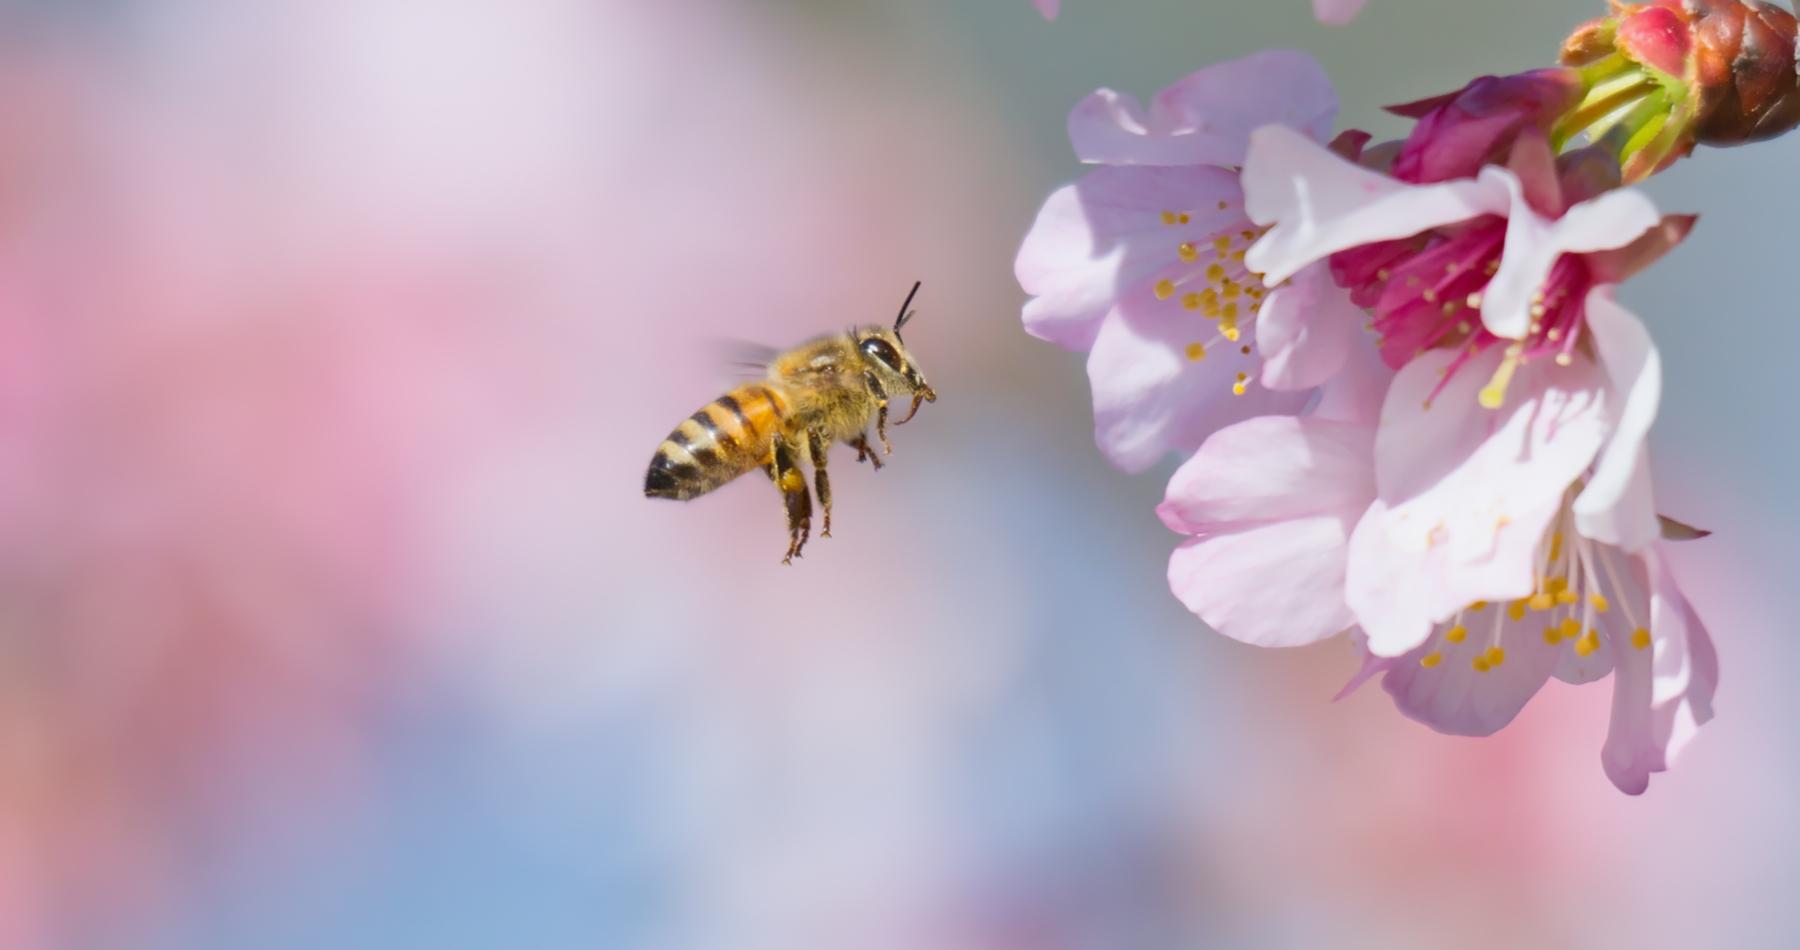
[1469, 601, 1488, 611]
[1589, 593, 1610, 613]
[1154, 279, 1176, 301]
[1528, 593, 1554, 611]
[1543, 626, 1562, 645]
[1444, 625, 1468, 644]
[1182, 292, 1202, 311]
[1575, 630, 1601, 657]
[1420, 652, 1443, 669]
[1631, 628, 1651, 650]
[1161, 211, 1179, 226]
[1559, 616, 1581, 639]
[1178, 242, 1198, 263]
[1484, 646, 1506, 667]
[1185, 342, 1207, 361]
[1472, 656, 1491, 672]
[1478, 344, 1524, 410]
[1507, 600, 1527, 621]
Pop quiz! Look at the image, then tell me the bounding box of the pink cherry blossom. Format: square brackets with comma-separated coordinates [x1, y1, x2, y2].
[1157, 334, 1391, 647]
[1031, 0, 1367, 25]
[1016, 52, 1361, 471]
[1160, 314, 1714, 793]
[1243, 125, 1689, 407]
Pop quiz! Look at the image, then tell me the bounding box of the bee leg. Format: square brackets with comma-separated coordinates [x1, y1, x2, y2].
[863, 370, 893, 456]
[875, 403, 894, 456]
[850, 435, 883, 471]
[807, 429, 833, 538]
[770, 437, 812, 564]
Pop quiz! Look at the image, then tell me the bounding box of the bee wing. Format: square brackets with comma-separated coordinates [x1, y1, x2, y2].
[709, 338, 780, 380]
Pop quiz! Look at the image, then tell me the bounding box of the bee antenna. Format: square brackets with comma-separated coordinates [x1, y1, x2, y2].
[893, 280, 922, 338]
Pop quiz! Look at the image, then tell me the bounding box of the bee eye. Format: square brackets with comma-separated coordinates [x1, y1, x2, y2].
[860, 338, 900, 369]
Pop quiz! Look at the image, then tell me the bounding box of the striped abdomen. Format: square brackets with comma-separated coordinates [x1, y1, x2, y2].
[644, 383, 791, 500]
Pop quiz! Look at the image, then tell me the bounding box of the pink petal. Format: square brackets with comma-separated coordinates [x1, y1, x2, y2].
[1088, 293, 1308, 472]
[1571, 289, 1662, 553]
[1480, 175, 1661, 339]
[1169, 518, 1359, 647]
[1309, 326, 1394, 425]
[1346, 347, 1609, 656]
[1158, 415, 1375, 532]
[1381, 614, 1562, 736]
[1160, 416, 1375, 647]
[1069, 51, 1337, 168]
[1242, 125, 1507, 286]
[1034, 0, 1060, 20]
[1017, 165, 1243, 351]
[1255, 262, 1357, 391]
[1600, 548, 1714, 794]
[1313, 0, 1369, 25]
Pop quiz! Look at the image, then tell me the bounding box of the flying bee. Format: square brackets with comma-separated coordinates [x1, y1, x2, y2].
[643, 281, 938, 563]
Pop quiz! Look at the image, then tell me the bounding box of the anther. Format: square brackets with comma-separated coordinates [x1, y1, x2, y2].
[1589, 593, 1610, 613]
[1445, 625, 1469, 643]
[1420, 652, 1443, 669]
[1178, 242, 1198, 263]
[1185, 342, 1206, 361]
[1478, 344, 1525, 410]
[1154, 279, 1176, 301]
[1631, 628, 1651, 650]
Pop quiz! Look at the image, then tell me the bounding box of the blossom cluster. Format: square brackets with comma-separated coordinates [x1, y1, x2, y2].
[1016, 1, 1800, 792]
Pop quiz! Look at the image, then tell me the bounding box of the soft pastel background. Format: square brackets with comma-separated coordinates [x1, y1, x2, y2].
[5, 0, 1796, 947]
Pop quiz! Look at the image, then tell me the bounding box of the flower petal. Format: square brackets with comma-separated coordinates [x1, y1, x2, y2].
[1161, 415, 1374, 647]
[1033, 0, 1059, 20]
[1242, 125, 1506, 286]
[1255, 262, 1357, 391]
[1572, 289, 1662, 553]
[1346, 347, 1609, 655]
[1601, 547, 1717, 793]
[1017, 165, 1243, 350]
[1088, 292, 1308, 472]
[1313, 0, 1369, 25]
[1168, 517, 1358, 647]
[1158, 415, 1375, 532]
[1381, 617, 1562, 736]
[1070, 51, 1337, 168]
[1480, 176, 1661, 339]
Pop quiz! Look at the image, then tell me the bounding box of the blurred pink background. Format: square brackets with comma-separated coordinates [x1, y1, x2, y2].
[4, 1, 1796, 947]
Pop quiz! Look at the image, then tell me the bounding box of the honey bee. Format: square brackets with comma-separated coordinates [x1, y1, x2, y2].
[644, 282, 938, 563]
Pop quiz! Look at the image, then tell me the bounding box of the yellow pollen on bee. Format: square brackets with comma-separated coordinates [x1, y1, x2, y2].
[1589, 593, 1610, 613]
[1444, 625, 1468, 643]
[1632, 628, 1652, 650]
[1206, 263, 1227, 282]
[1506, 600, 1527, 621]
[1178, 242, 1199, 263]
[1154, 279, 1176, 301]
[1420, 652, 1443, 669]
[1484, 646, 1506, 667]
[1185, 342, 1207, 361]
[1478, 344, 1525, 410]
[1528, 592, 1554, 611]
[1575, 630, 1601, 657]
[1182, 292, 1203, 311]
[1161, 211, 1179, 225]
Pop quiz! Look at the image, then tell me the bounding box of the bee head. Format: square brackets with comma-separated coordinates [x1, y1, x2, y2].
[856, 281, 936, 419]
